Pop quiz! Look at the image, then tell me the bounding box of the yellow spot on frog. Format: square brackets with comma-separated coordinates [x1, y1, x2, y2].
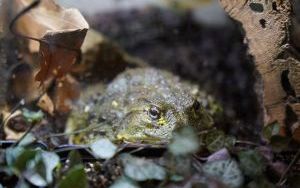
[158, 117, 167, 126]
[112, 100, 118, 107]
[117, 132, 131, 141]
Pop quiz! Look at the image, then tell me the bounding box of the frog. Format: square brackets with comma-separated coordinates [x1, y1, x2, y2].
[66, 68, 218, 144]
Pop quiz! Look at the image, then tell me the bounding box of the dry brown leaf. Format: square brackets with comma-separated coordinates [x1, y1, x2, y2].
[12, 0, 89, 83]
[53, 74, 80, 113]
[37, 93, 54, 116]
[35, 30, 87, 83]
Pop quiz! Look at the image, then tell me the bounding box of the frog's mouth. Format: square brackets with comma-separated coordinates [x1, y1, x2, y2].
[115, 110, 174, 143]
[116, 118, 172, 143]
[116, 130, 167, 143]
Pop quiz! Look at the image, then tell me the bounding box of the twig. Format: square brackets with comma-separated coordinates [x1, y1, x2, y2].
[44, 123, 106, 139]
[235, 140, 260, 147]
[197, 128, 217, 136]
[128, 146, 146, 154]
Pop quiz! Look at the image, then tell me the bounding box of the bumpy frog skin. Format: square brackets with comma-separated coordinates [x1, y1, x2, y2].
[67, 68, 213, 144]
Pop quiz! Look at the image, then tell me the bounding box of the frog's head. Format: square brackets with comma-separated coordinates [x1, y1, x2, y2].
[116, 95, 213, 143]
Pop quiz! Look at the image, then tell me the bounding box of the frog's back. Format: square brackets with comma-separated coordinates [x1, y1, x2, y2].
[104, 68, 195, 112]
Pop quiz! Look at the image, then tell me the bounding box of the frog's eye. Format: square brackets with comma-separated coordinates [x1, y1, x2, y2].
[149, 106, 161, 120]
[192, 100, 201, 111]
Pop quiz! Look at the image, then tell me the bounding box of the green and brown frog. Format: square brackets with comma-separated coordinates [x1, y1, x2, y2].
[66, 68, 219, 144]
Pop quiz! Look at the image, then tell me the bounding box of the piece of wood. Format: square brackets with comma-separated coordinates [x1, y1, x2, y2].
[219, 0, 300, 135]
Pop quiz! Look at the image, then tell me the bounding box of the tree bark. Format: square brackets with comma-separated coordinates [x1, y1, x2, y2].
[219, 0, 300, 136]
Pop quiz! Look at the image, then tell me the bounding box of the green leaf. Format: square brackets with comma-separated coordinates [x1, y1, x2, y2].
[15, 179, 30, 188]
[57, 165, 88, 188]
[13, 149, 38, 172]
[24, 157, 48, 187]
[18, 133, 36, 147]
[203, 159, 244, 188]
[203, 130, 235, 152]
[262, 122, 290, 151]
[170, 174, 184, 182]
[110, 176, 140, 188]
[6, 147, 59, 187]
[262, 122, 280, 141]
[238, 150, 265, 178]
[5, 147, 24, 167]
[90, 138, 117, 159]
[68, 150, 82, 169]
[22, 108, 44, 124]
[10, 149, 59, 187]
[41, 151, 59, 184]
[121, 154, 166, 181]
[168, 127, 199, 155]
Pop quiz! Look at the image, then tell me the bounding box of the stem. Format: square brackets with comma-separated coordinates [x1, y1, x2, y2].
[45, 124, 106, 139]
[128, 146, 146, 154]
[235, 140, 259, 147]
